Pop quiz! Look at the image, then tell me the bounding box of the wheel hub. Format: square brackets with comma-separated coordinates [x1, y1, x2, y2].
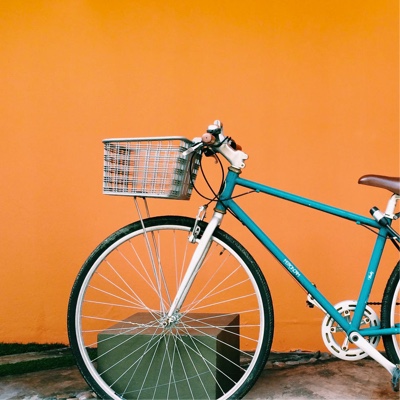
[161, 313, 181, 328]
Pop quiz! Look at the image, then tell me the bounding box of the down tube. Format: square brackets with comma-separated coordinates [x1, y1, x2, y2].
[223, 198, 352, 332]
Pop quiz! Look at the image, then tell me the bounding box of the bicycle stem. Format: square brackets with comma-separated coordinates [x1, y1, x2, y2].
[165, 211, 224, 322]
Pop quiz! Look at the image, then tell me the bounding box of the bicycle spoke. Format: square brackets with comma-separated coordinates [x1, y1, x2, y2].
[68, 217, 272, 399]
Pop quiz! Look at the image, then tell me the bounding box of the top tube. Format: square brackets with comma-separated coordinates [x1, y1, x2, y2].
[229, 174, 381, 228]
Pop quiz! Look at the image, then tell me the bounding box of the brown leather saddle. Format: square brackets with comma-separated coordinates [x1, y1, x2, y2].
[358, 175, 400, 195]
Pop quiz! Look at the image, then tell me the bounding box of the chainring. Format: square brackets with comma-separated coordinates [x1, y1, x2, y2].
[322, 300, 380, 361]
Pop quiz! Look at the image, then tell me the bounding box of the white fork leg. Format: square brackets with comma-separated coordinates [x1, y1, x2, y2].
[165, 211, 224, 322]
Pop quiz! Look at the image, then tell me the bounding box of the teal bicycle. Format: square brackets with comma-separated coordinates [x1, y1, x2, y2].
[68, 120, 400, 399]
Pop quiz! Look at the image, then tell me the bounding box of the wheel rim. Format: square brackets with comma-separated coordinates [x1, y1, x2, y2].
[72, 222, 268, 399]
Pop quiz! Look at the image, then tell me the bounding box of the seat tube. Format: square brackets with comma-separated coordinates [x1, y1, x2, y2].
[353, 229, 387, 326]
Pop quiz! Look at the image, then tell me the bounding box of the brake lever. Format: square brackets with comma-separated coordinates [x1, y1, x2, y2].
[182, 141, 203, 157]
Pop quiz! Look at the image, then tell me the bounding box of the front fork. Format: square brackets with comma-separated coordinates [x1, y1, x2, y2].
[164, 209, 224, 324]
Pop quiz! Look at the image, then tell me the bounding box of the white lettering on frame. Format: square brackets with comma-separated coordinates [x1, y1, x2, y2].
[283, 258, 301, 278]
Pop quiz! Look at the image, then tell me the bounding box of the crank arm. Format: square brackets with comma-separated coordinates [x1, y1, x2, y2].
[350, 332, 395, 375]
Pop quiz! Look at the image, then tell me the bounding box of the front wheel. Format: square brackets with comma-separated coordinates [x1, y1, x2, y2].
[68, 216, 274, 399]
[381, 261, 400, 364]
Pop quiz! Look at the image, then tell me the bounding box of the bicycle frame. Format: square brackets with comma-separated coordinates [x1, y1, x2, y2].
[167, 166, 399, 375]
[217, 170, 398, 335]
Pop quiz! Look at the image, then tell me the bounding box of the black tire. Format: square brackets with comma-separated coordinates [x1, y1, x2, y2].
[381, 261, 400, 364]
[68, 216, 274, 399]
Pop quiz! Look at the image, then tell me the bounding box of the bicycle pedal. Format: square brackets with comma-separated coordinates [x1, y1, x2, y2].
[392, 364, 400, 392]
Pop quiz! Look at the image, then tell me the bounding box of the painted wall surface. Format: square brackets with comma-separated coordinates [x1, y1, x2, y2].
[0, 1, 398, 351]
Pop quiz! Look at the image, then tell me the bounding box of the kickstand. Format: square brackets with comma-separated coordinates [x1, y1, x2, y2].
[392, 365, 400, 392]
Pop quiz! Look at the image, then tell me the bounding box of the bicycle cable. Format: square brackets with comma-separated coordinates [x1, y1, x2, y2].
[189, 147, 224, 204]
[189, 146, 257, 221]
[360, 224, 400, 251]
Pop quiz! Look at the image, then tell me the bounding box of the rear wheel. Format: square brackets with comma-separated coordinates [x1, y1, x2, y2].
[381, 261, 400, 363]
[68, 216, 274, 399]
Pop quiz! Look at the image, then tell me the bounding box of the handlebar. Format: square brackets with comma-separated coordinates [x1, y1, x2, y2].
[184, 120, 249, 170]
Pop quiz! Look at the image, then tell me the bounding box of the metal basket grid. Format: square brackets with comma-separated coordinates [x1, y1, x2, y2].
[103, 137, 201, 199]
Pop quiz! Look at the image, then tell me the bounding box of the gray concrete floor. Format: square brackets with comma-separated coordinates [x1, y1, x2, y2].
[0, 357, 398, 399]
[245, 358, 398, 400]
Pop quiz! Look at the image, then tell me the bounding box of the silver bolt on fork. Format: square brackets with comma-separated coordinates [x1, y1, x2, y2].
[189, 205, 208, 243]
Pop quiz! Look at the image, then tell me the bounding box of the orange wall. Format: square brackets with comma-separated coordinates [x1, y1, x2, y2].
[0, 1, 398, 351]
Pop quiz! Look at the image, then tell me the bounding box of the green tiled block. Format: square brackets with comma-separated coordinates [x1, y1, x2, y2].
[97, 312, 241, 399]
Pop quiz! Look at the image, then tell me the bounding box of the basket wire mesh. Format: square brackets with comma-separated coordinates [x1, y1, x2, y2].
[103, 137, 201, 200]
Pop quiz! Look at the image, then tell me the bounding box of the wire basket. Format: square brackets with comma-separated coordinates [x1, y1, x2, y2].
[103, 137, 201, 200]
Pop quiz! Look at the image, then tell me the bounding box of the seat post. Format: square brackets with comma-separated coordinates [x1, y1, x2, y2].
[385, 194, 400, 218]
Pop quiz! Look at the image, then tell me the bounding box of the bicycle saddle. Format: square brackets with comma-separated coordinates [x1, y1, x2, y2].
[358, 174, 400, 195]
